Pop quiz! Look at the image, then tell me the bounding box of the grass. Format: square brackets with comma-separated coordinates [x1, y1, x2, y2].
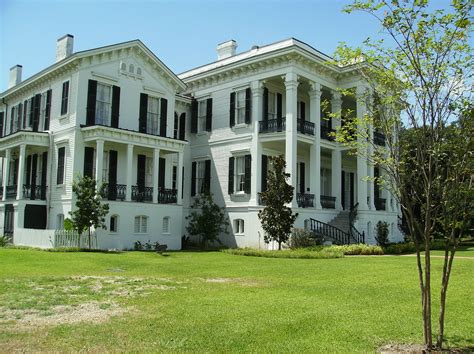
[0, 248, 473, 352]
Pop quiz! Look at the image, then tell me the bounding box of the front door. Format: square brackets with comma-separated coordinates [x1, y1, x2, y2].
[341, 171, 354, 210]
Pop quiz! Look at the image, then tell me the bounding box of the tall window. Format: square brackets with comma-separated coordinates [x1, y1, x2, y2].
[234, 219, 244, 234]
[96, 83, 112, 125]
[320, 168, 331, 195]
[172, 165, 177, 190]
[173, 112, 179, 139]
[162, 216, 170, 233]
[198, 100, 207, 133]
[235, 90, 246, 124]
[235, 156, 246, 192]
[147, 96, 160, 135]
[134, 215, 148, 233]
[102, 151, 109, 183]
[268, 92, 276, 120]
[145, 157, 153, 187]
[61, 81, 69, 115]
[196, 160, 206, 194]
[110, 215, 118, 233]
[57, 146, 65, 184]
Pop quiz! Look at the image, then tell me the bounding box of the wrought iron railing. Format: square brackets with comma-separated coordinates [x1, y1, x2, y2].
[131, 185, 153, 202]
[296, 193, 314, 208]
[259, 118, 286, 133]
[320, 125, 335, 141]
[102, 183, 127, 201]
[375, 197, 386, 211]
[374, 131, 386, 146]
[297, 120, 315, 136]
[309, 218, 350, 245]
[350, 225, 365, 244]
[158, 188, 177, 204]
[22, 184, 47, 200]
[320, 195, 336, 209]
[5, 185, 17, 199]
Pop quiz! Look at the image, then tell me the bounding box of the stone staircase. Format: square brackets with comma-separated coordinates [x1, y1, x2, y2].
[328, 210, 351, 234]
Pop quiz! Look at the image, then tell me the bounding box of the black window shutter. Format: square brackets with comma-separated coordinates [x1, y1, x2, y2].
[44, 89, 51, 130]
[179, 113, 186, 140]
[229, 92, 236, 128]
[28, 98, 34, 127]
[16, 104, 22, 131]
[160, 98, 168, 137]
[191, 99, 198, 133]
[31, 154, 38, 199]
[10, 107, 15, 134]
[277, 93, 283, 119]
[13, 159, 19, 185]
[245, 88, 251, 124]
[83, 147, 95, 178]
[23, 100, 28, 128]
[158, 157, 166, 188]
[191, 161, 197, 196]
[56, 147, 65, 185]
[61, 81, 69, 116]
[174, 112, 178, 139]
[263, 87, 268, 121]
[139, 93, 148, 133]
[204, 159, 211, 193]
[206, 98, 213, 132]
[181, 166, 184, 199]
[86, 80, 97, 126]
[228, 157, 234, 195]
[301, 101, 306, 121]
[350, 172, 355, 208]
[341, 170, 345, 210]
[26, 155, 32, 186]
[244, 154, 251, 194]
[300, 162, 305, 194]
[0, 112, 4, 138]
[108, 150, 118, 184]
[111, 86, 120, 128]
[41, 152, 48, 199]
[137, 154, 146, 187]
[32, 94, 41, 132]
[261, 155, 268, 192]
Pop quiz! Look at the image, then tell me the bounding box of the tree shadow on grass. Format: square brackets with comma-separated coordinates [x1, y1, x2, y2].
[443, 334, 474, 352]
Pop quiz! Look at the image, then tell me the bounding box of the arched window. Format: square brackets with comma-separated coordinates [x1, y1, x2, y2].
[110, 215, 119, 233]
[136, 67, 142, 75]
[129, 64, 134, 73]
[120, 62, 126, 71]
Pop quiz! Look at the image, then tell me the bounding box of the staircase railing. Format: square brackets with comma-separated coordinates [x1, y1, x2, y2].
[309, 218, 350, 245]
[348, 202, 365, 243]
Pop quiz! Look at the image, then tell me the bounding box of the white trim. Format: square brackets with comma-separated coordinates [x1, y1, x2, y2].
[91, 71, 119, 84]
[143, 86, 166, 96]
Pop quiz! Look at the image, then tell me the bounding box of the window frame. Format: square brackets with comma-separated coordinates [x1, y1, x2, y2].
[234, 156, 246, 193]
[162, 216, 170, 234]
[56, 146, 66, 185]
[95, 82, 113, 126]
[195, 160, 206, 195]
[268, 91, 277, 120]
[110, 215, 118, 233]
[235, 89, 246, 125]
[197, 99, 207, 133]
[134, 215, 148, 234]
[147, 95, 161, 135]
[234, 219, 245, 235]
[60, 80, 70, 116]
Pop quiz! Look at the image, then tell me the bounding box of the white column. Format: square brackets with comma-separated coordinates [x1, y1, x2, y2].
[331, 148, 342, 210]
[2, 149, 11, 201]
[153, 148, 160, 203]
[331, 91, 342, 130]
[356, 87, 369, 210]
[250, 80, 263, 205]
[126, 144, 133, 201]
[177, 151, 184, 205]
[16, 144, 26, 200]
[285, 72, 299, 208]
[95, 139, 104, 186]
[309, 82, 322, 209]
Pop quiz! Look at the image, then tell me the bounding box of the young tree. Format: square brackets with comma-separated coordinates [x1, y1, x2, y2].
[333, 1, 473, 349]
[258, 155, 298, 250]
[70, 176, 109, 249]
[186, 193, 229, 248]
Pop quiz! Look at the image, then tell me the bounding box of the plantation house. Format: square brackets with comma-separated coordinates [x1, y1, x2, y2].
[0, 35, 403, 249]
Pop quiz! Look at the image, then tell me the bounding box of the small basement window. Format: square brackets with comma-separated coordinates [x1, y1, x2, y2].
[234, 219, 244, 235]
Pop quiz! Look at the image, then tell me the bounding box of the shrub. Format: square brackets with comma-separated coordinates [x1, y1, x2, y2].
[289, 228, 321, 249]
[375, 221, 390, 247]
[330, 244, 384, 255]
[0, 235, 11, 247]
[222, 248, 344, 259]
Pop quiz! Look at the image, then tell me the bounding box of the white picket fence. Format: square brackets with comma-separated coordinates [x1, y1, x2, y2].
[54, 230, 98, 249]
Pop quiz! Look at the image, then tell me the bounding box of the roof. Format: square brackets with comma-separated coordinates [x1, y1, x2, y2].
[1, 40, 187, 98]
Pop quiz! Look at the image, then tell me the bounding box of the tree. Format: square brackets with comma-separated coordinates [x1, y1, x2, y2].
[258, 155, 298, 250]
[333, 1, 473, 350]
[70, 176, 109, 249]
[186, 193, 229, 248]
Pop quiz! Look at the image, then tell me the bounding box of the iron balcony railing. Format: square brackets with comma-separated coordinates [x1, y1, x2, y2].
[158, 188, 177, 204]
[5, 185, 17, 199]
[22, 184, 47, 200]
[297, 119, 315, 136]
[296, 193, 314, 208]
[320, 125, 335, 141]
[102, 183, 127, 201]
[259, 118, 286, 133]
[320, 195, 336, 209]
[131, 185, 153, 202]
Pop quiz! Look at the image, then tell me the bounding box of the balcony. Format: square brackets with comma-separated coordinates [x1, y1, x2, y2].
[320, 126, 335, 141]
[297, 120, 315, 136]
[22, 184, 47, 200]
[131, 185, 153, 202]
[374, 131, 386, 146]
[102, 183, 127, 201]
[259, 118, 286, 133]
[296, 193, 314, 208]
[5, 185, 17, 199]
[158, 188, 177, 204]
[321, 195, 336, 209]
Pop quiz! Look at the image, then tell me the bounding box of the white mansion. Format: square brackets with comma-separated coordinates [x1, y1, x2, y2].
[0, 35, 402, 249]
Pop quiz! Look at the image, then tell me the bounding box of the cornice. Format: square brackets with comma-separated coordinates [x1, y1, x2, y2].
[0, 131, 50, 151]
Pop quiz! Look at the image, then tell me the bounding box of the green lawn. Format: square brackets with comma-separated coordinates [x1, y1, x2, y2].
[0, 249, 473, 352]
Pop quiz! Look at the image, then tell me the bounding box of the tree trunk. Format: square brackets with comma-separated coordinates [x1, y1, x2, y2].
[424, 241, 433, 350]
[278, 241, 282, 250]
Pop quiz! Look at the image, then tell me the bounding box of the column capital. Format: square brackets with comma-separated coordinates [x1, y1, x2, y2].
[356, 85, 368, 99]
[331, 90, 342, 102]
[309, 81, 322, 97]
[251, 80, 265, 94]
[283, 72, 299, 87]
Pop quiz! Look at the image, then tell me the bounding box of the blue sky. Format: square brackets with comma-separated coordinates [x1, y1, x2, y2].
[0, 0, 450, 91]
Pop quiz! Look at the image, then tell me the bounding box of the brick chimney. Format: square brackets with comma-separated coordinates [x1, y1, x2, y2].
[56, 34, 74, 62]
